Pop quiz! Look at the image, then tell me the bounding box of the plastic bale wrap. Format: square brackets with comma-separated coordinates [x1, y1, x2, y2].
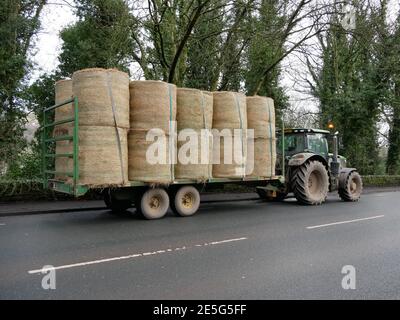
[72, 68, 130, 128]
[212, 92, 247, 178]
[128, 81, 177, 183]
[246, 96, 276, 178]
[175, 88, 213, 180]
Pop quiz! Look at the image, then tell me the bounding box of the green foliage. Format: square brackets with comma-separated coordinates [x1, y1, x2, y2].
[3, 147, 42, 180]
[385, 16, 400, 175]
[0, 0, 46, 174]
[362, 175, 400, 187]
[311, 4, 386, 174]
[0, 179, 44, 200]
[58, 0, 134, 77]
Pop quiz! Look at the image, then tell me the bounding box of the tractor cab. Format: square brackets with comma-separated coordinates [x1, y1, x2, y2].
[276, 128, 331, 175]
[277, 128, 330, 159]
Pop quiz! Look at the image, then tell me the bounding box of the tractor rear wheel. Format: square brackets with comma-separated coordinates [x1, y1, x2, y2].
[339, 171, 363, 202]
[291, 160, 329, 205]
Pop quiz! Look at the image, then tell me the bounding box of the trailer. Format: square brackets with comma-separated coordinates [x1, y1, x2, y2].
[42, 98, 286, 220]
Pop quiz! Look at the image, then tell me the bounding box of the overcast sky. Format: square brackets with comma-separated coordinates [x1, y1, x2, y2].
[30, 0, 400, 113]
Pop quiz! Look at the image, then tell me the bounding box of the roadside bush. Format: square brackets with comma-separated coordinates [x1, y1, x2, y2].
[1, 175, 399, 202]
[361, 175, 400, 187]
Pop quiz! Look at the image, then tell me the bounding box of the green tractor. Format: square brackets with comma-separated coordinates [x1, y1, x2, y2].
[258, 128, 363, 205]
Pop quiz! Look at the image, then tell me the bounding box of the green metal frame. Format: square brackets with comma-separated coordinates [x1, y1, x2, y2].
[41, 97, 88, 197]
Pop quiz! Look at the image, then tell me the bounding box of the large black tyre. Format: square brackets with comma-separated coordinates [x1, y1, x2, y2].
[291, 160, 329, 205]
[339, 171, 363, 202]
[170, 186, 201, 217]
[256, 188, 287, 202]
[103, 191, 132, 214]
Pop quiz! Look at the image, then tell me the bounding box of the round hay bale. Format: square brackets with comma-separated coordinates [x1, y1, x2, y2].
[246, 138, 276, 178]
[266, 97, 276, 124]
[128, 129, 174, 183]
[55, 126, 128, 186]
[246, 96, 276, 178]
[176, 88, 213, 130]
[73, 126, 128, 186]
[54, 79, 73, 135]
[212, 91, 247, 130]
[175, 129, 213, 180]
[212, 92, 247, 178]
[129, 81, 177, 134]
[72, 68, 130, 128]
[247, 95, 276, 138]
[175, 89, 213, 180]
[54, 79, 73, 181]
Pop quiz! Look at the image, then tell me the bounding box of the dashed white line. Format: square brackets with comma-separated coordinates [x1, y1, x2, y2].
[0, 223, 5, 226]
[307, 215, 385, 230]
[28, 237, 248, 275]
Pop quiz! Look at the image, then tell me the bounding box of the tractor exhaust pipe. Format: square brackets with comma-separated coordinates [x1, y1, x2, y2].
[333, 134, 338, 163]
[331, 132, 340, 177]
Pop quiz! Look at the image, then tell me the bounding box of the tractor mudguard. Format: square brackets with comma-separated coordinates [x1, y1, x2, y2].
[288, 153, 328, 168]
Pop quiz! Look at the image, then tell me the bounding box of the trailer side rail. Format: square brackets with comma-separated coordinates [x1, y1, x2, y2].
[41, 97, 88, 197]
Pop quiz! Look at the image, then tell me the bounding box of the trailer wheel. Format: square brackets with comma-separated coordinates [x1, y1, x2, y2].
[339, 171, 363, 202]
[140, 188, 169, 220]
[171, 186, 200, 217]
[256, 188, 287, 202]
[291, 160, 329, 205]
[104, 191, 131, 214]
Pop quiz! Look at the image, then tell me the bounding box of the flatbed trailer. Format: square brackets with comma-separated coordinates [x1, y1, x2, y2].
[42, 98, 286, 219]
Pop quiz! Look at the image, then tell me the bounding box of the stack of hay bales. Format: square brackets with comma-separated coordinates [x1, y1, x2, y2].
[175, 88, 213, 180]
[246, 96, 276, 178]
[54, 68, 129, 186]
[128, 81, 177, 183]
[212, 92, 247, 178]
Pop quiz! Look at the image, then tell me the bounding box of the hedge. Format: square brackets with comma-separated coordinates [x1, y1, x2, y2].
[361, 175, 400, 187]
[0, 175, 399, 201]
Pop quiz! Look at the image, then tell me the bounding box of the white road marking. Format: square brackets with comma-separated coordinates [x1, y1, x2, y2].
[0, 223, 5, 226]
[307, 215, 385, 230]
[28, 237, 247, 274]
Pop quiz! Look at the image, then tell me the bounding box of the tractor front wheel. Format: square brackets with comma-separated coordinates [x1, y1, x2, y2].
[339, 171, 363, 202]
[291, 160, 329, 205]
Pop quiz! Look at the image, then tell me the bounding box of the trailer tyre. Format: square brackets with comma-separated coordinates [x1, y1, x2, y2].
[140, 188, 170, 220]
[339, 171, 363, 202]
[171, 186, 200, 217]
[256, 188, 287, 202]
[291, 160, 329, 205]
[104, 191, 131, 214]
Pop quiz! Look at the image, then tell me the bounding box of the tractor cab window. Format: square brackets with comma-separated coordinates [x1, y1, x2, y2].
[307, 134, 328, 156]
[277, 134, 305, 155]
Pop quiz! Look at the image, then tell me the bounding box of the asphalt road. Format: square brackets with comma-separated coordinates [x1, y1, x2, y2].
[0, 190, 400, 300]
